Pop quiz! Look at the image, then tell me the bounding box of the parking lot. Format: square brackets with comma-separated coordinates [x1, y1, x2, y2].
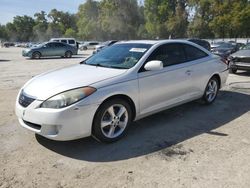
[1, 47, 250, 188]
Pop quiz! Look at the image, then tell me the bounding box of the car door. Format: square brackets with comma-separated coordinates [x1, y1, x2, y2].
[41, 43, 54, 56]
[182, 44, 211, 96]
[52, 42, 65, 56]
[138, 43, 194, 115]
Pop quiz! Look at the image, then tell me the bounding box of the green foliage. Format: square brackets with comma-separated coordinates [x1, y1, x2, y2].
[64, 28, 77, 38]
[77, 0, 101, 40]
[0, 24, 8, 40]
[99, 0, 142, 40]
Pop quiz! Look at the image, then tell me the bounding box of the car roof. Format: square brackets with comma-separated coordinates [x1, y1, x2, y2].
[117, 39, 202, 45]
[50, 38, 75, 40]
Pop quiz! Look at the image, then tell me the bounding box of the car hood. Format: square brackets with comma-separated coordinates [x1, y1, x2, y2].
[231, 50, 250, 57]
[23, 64, 127, 100]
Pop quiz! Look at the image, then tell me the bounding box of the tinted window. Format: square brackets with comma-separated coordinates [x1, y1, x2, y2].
[146, 43, 186, 67]
[90, 42, 98, 45]
[46, 43, 55, 48]
[54, 43, 65, 47]
[69, 40, 75, 44]
[183, 44, 208, 61]
[61, 40, 67, 43]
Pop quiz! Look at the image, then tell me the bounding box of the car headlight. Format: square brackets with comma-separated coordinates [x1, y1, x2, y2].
[40, 87, 96, 109]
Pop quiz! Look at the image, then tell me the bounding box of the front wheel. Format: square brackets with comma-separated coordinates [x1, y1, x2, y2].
[92, 99, 132, 143]
[32, 52, 41, 59]
[202, 77, 219, 104]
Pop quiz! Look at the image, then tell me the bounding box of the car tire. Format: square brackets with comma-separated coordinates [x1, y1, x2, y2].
[202, 76, 219, 104]
[229, 68, 237, 74]
[32, 52, 41, 59]
[65, 51, 72, 58]
[92, 98, 132, 143]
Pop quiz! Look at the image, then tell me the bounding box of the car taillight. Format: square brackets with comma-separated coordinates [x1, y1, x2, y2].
[220, 58, 229, 65]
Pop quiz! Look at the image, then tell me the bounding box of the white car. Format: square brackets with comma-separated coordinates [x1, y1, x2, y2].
[79, 41, 100, 51]
[15, 40, 229, 142]
[50, 38, 77, 48]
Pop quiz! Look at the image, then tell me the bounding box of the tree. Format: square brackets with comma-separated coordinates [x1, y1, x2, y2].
[64, 28, 77, 38]
[99, 0, 142, 40]
[167, 0, 188, 38]
[188, 0, 214, 38]
[0, 25, 8, 40]
[6, 15, 35, 41]
[47, 9, 77, 39]
[77, 0, 101, 40]
[144, 0, 170, 38]
[33, 11, 48, 41]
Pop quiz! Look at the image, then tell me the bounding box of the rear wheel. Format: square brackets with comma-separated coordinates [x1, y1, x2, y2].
[32, 52, 41, 59]
[92, 99, 132, 143]
[203, 77, 219, 104]
[65, 51, 72, 58]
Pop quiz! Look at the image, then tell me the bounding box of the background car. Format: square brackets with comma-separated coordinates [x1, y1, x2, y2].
[50, 38, 77, 48]
[22, 41, 78, 59]
[93, 40, 118, 54]
[211, 42, 237, 58]
[228, 43, 250, 74]
[79, 41, 100, 51]
[187, 38, 211, 51]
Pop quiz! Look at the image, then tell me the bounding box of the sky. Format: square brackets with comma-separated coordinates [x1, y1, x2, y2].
[0, 0, 85, 24]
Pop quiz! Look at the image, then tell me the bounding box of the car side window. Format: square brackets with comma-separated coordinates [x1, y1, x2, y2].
[146, 43, 186, 67]
[61, 40, 67, 43]
[47, 43, 55, 48]
[184, 44, 208, 61]
[55, 43, 65, 47]
[69, 40, 75, 44]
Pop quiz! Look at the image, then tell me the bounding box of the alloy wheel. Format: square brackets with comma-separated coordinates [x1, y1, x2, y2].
[100, 104, 128, 139]
[205, 79, 218, 102]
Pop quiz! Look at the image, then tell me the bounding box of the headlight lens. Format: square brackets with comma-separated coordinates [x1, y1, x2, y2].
[40, 87, 96, 109]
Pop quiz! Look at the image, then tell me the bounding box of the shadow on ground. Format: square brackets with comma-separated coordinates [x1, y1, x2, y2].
[0, 59, 10, 62]
[36, 90, 250, 162]
[26, 56, 85, 60]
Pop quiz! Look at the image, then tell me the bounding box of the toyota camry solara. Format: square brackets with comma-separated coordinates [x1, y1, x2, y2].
[15, 40, 229, 142]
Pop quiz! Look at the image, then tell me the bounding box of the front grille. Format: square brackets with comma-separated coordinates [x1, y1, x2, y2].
[234, 57, 250, 63]
[19, 91, 36, 108]
[23, 120, 41, 130]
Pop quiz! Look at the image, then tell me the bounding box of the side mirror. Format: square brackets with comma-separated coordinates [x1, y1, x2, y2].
[144, 60, 163, 71]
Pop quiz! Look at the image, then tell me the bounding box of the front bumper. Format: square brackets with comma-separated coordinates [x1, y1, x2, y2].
[22, 50, 32, 57]
[15, 98, 100, 141]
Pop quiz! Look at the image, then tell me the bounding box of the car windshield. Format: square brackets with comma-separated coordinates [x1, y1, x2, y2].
[220, 43, 233, 48]
[35, 42, 46, 47]
[84, 43, 152, 69]
[242, 44, 250, 50]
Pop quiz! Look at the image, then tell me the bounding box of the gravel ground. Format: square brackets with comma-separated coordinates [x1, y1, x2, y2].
[1, 47, 250, 188]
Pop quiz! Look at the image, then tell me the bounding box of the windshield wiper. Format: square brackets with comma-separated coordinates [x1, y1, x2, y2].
[108, 65, 128, 69]
[80, 60, 86, 64]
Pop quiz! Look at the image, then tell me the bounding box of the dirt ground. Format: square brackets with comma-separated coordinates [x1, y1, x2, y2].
[1, 47, 250, 188]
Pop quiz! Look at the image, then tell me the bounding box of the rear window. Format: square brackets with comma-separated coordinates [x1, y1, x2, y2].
[183, 44, 208, 61]
[69, 40, 75, 44]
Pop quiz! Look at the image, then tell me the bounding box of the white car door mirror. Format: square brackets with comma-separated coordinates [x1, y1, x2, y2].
[144, 60, 163, 71]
